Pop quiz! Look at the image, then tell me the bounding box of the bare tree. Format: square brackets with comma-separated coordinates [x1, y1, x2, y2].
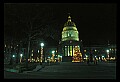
[4, 4, 62, 69]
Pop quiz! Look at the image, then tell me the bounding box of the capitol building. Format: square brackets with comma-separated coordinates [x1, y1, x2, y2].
[58, 14, 83, 62]
[57, 14, 116, 62]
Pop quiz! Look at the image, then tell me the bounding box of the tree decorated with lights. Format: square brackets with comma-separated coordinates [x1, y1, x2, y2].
[72, 46, 82, 62]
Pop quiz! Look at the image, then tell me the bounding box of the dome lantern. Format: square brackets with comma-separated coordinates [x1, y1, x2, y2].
[64, 14, 76, 27]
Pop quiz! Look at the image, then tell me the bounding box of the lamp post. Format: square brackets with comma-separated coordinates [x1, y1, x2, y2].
[52, 50, 55, 62]
[12, 55, 15, 64]
[20, 54, 23, 63]
[40, 43, 44, 63]
[106, 49, 110, 61]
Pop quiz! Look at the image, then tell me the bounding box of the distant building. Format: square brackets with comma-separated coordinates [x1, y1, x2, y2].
[4, 39, 24, 64]
[82, 44, 116, 61]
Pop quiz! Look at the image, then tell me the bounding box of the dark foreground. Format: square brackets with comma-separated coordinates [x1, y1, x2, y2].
[4, 62, 116, 79]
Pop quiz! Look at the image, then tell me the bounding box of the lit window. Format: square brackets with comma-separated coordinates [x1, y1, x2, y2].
[31, 53, 33, 56]
[68, 33, 69, 36]
[5, 44, 6, 47]
[75, 46, 78, 47]
[38, 50, 39, 53]
[102, 56, 104, 58]
[84, 50, 86, 52]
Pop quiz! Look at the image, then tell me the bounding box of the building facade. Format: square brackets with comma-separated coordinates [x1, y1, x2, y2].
[58, 15, 83, 62]
[58, 15, 116, 62]
[82, 44, 116, 62]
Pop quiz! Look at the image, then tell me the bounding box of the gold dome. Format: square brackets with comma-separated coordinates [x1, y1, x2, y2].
[64, 15, 76, 27]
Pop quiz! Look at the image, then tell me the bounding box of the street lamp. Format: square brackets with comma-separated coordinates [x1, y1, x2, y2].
[52, 50, 55, 54]
[106, 50, 109, 53]
[40, 43, 44, 63]
[12, 55, 15, 58]
[20, 54, 23, 57]
[41, 43, 44, 47]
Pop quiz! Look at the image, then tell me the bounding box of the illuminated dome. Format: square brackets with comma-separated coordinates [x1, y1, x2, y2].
[62, 15, 79, 41]
[63, 15, 77, 31]
[64, 16, 76, 27]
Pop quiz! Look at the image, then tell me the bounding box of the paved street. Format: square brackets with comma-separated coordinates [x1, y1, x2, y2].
[4, 62, 116, 79]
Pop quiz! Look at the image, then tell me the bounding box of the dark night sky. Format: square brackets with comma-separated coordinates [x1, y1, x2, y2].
[4, 3, 116, 46]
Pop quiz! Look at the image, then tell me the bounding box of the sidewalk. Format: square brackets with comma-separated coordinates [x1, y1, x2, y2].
[4, 63, 38, 73]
